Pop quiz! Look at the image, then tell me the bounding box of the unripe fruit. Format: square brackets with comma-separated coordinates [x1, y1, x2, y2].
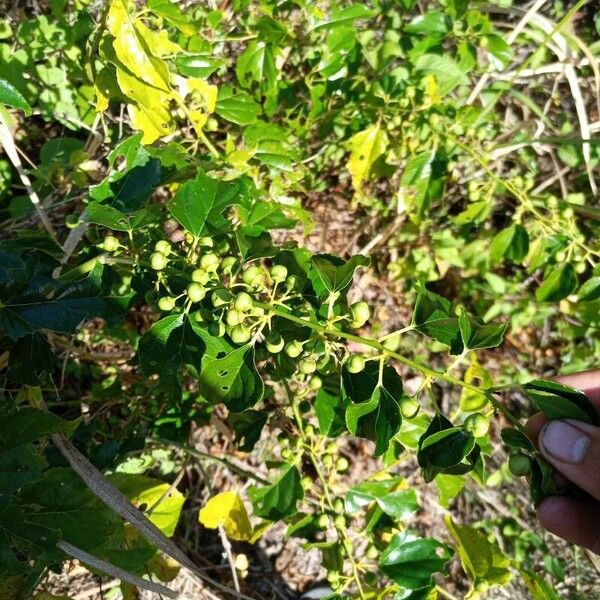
[208, 321, 226, 337]
[305, 424, 315, 436]
[400, 398, 420, 419]
[366, 546, 379, 560]
[215, 239, 230, 254]
[350, 301, 370, 325]
[242, 265, 261, 285]
[230, 325, 252, 345]
[299, 357, 317, 375]
[508, 453, 532, 477]
[317, 514, 330, 529]
[333, 499, 344, 512]
[154, 240, 171, 255]
[347, 355, 366, 374]
[336, 457, 349, 472]
[323, 455, 333, 468]
[184, 233, 195, 245]
[199, 236, 213, 247]
[150, 252, 168, 270]
[271, 264, 288, 282]
[285, 275, 300, 290]
[187, 283, 206, 303]
[234, 292, 253, 312]
[334, 515, 346, 529]
[221, 256, 237, 272]
[191, 268, 210, 285]
[285, 340, 303, 358]
[463, 412, 490, 438]
[309, 376, 323, 390]
[103, 235, 120, 252]
[226, 309, 243, 327]
[266, 333, 285, 353]
[212, 288, 232, 307]
[205, 117, 218, 131]
[281, 447, 292, 459]
[200, 253, 220, 272]
[66, 214, 79, 229]
[158, 296, 176, 311]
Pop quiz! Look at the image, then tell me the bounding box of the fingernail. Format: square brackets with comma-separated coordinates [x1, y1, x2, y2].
[540, 420, 590, 464]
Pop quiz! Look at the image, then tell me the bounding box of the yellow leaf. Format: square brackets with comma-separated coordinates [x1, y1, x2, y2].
[174, 76, 217, 135]
[460, 353, 493, 412]
[134, 20, 182, 58]
[199, 491, 253, 541]
[107, 0, 170, 92]
[347, 123, 388, 191]
[423, 74, 440, 106]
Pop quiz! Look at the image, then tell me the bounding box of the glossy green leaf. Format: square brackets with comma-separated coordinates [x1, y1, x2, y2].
[315, 387, 347, 437]
[523, 379, 599, 425]
[379, 531, 453, 590]
[176, 55, 226, 78]
[457, 309, 507, 350]
[0, 78, 32, 114]
[227, 410, 268, 452]
[309, 254, 369, 299]
[401, 151, 447, 219]
[578, 276, 600, 302]
[490, 224, 529, 264]
[519, 569, 561, 600]
[500, 428, 535, 451]
[434, 474, 465, 509]
[405, 11, 450, 35]
[249, 464, 303, 520]
[236, 40, 278, 94]
[536, 263, 577, 302]
[346, 478, 417, 520]
[215, 85, 261, 125]
[310, 4, 374, 31]
[413, 54, 468, 95]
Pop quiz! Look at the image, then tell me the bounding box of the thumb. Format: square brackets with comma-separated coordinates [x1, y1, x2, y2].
[538, 419, 600, 500]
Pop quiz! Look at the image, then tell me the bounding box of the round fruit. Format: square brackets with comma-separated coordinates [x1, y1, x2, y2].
[508, 453, 532, 477]
[318, 514, 330, 529]
[308, 376, 323, 390]
[103, 235, 120, 252]
[304, 424, 315, 436]
[464, 412, 490, 438]
[350, 301, 370, 325]
[221, 256, 237, 272]
[150, 252, 168, 271]
[266, 333, 284, 353]
[285, 275, 300, 290]
[199, 236, 213, 248]
[212, 289, 231, 307]
[66, 214, 80, 229]
[191, 268, 210, 285]
[242, 265, 261, 285]
[230, 325, 252, 345]
[205, 117, 219, 131]
[400, 398, 420, 419]
[281, 447, 292, 459]
[200, 253, 220, 272]
[215, 239, 230, 254]
[346, 355, 366, 374]
[323, 455, 333, 469]
[154, 240, 171, 255]
[234, 292, 253, 312]
[226, 309, 243, 326]
[184, 233, 195, 245]
[158, 296, 176, 311]
[285, 340, 303, 358]
[299, 357, 317, 375]
[334, 515, 346, 529]
[336, 457, 349, 472]
[187, 283, 206, 303]
[271, 264, 288, 282]
[366, 546, 378, 560]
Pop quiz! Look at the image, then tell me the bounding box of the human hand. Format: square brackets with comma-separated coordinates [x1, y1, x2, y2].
[526, 369, 600, 553]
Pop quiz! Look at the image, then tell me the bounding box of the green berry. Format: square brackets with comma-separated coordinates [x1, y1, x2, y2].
[508, 453, 532, 477]
[200, 253, 220, 272]
[323, 455, 333, 469]
[199, 236, 213, 248]
[103, 235, 120, 252]
[464, 412, 490, 438]
[221, 256, 237, 272]
[230, 325, 252, 345]
[281, 447, 292, 459]
[150, 252, 168, 271]
[187, 283, 206, 303]
[333, 498, 344, 512]
[271, 264, 288, 282]
[158, 296, 176, 311]
[336, 457, 349, 472]
[266, 333, 285, 354]
[184, 233, 195, 245]
[234, 292, 253, 312]
[242, 265, 261, 285]
[285, 340, 303, 358]
[299, 357, 317, 375]
[317, 514, 330, 529]
[304, 424, 315, 436]
[154, 240, 171, 255]
[66, 214, 80, 229]
[309, 376, 323, 390]
[215, 239, 230, 254]
[366, 546, 379, 560]
[191, 268, 210, 285]
[285, 275, 300, 290]
[400, 398, 420, 419]
[212, 289, 232, 307]
[346, 355, 366, 374]
[226, 309, 243, 327]
[350, 301, 370, 326]
[334, 515, 346, 529]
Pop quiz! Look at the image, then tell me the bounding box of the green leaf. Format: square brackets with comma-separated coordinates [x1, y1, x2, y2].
[138, 314, 205, 399]
[343, 362, 403, 456]
[148, 0, 195, 35]
[490, 224, 529, 264]
[500, 428, 535, 451]
[379, 531, 453, 590]
[0, 408, 77, 453]
[249, 464, 303, 520]
[400, 151, 447, 219]
[536, 263, 577, 302]
[236, 40, 278, 94]
[347, 123, 388, 191]
[412, 288, 463, 354]
[486, 34, 514, 69]
[227, 410, 268, 451]
[413, 54, 468, 95]
[87, 202, 158, 232]
[404, 11, 450, 35]
[434, 474, 465, 509]
[167, 171, 247, 237]
[315, 387, 347, 437]
[578, 276, 600, 302]
[523, 379, 599, 425]
[215, 85, 261, 125]
[309, 254, 369, 300]
[310, 4, 374, 31]
[176, 54, 226, 78]
[457, 309, 507, 350]
[519, 569, 561, 600]
[0, 78, 31, 114]
[346, 478, 417, 521]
